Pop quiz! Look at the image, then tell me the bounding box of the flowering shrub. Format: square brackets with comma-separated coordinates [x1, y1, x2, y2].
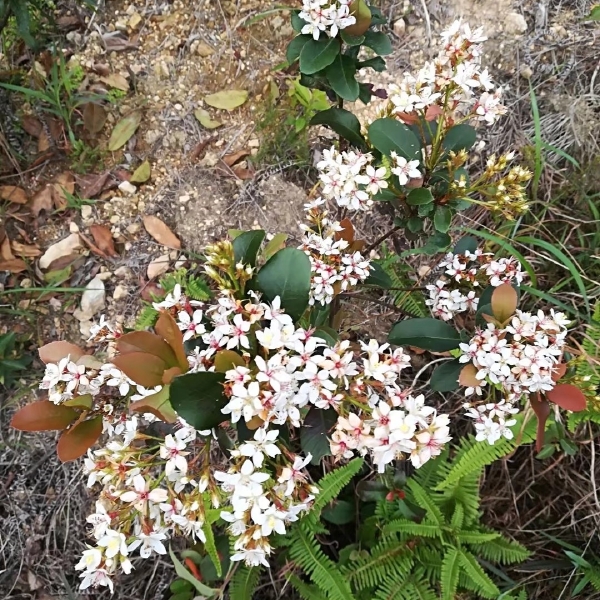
[9, 13, 592, 599]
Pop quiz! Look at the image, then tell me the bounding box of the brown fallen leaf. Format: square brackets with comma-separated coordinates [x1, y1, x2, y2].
[38, 130, 50, 152]
[140, 276, 164, 302]
[21, 115, 42, 137]
[102, 31, 138, 51]
[232, 164, 254, 180]
[1, 234, 14, 260]
[30, 185, 54, 216]
[189, 135, 218, 161]
[143, 216, 181, 249]
[0, 258, 27, 273]
[0, 186, 28, 204]
[46, 252, 82, 272]
[92, 63, 111, 77]
[100, 73, 129, 91]
[83, 103, 107, 134]
[76, 171, 110, 198]
[11, 241, 41, 257]
[52, 172, 76, 209]
[89, 224, 118, 257]
[223, 149, 250, 167]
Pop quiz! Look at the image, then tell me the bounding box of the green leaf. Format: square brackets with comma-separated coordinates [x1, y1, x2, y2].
[108, 111, 142, 151]
[388, 318, 461, 352]
[586, 4, 600, 20]
[443, 124, 477, 153]
[433, 205, 452, 233]
[230, 565, 261, 600]
[384, 521, 442, 538]
[408, 478, 445, 526]
[407, 216, 423, 233]
[441, 548, 461, 600]
[301, 407, 337, 464]
[535, 444, 556, 460]
[453, 235, 479, 254]
[340, 30, 364, 45]
[194, 108, 222, 129]
[233, 229, 265, 267]
[312, 458, 364, 514]
[407, 188, 434, 206]
[363, 261, 393, 289]
[287, 35, 312, 63]
[170, 372, 227, 430]
[326, 54, 359, 101]
[169, 546, 217, 597]
[363, 30, 392, 55]
[313, 327, 338, 346]
[299, 37, 341, 75]
[310, 108, 366, 149]
[204, 90, 248, 111]
[202, 523, 222, 577]
[357, 56, 386, 72]
[130, 160, 151, 183]
[430, 359, 463, 392]
[368, 118, 421, 161]
[291, 10, 305, 32]
[368, 5, 387, 24]
[256, 247, 311, 321]
[458, 550, 500, 597]
[322, 500, 355, 525]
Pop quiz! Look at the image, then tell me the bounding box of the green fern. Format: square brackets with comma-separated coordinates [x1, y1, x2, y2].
[310, 458, 364, 517]
[440, 547, 460, 600]
[229, 565, 260, 600]
[469, 530, 531, 564]
[135, 305, 160, 330]
[457, 549, 499, 598]
[289, 575, 329, 600]
[374, 572, 437, 600]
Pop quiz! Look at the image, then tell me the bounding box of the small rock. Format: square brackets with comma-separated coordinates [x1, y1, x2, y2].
[118, 180, 137, 195]
[96, 272, 113, 281]
[79, 320, 93, 339]
[113, 284, 129, 300]
[195, 42, 214, 57]
[126, 222, 141, 234]
[39, 233, 83, 269]
[179, 194, 190, 203]
[110, 215, 120, 224]
[115, 266, 132, 278]
[145, 129, 162, 145]
[147, 254, 170, 279]
[128, 12, 142, 29]
[69, 222, 79, 233]
[520, 65, 533, 80]
[505, 12, 528, 35]
[393, 18, 406, 35]
[81, 205, 93, 220]
[20, 278, 32, 288]
[248, 138, 260, 148]
[200, 152, 219, 167]
[74, 276, 106, 321]
[174, 256, 187, 270]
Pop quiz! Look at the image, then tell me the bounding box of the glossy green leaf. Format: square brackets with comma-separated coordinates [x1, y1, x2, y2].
[442, 123, 477, 153]
[430, 359, 463, 392]
[433, 205, 452, 233]
[233, 229, 265, 267]
[169, 546, 217, 597]
[357, 56, 386, 72]
[286, 35, 311, 63]
[388, 318, 461, 351]
[453, 235, 479, 254]
[368, 118, 421, 160]
[363, 261, 393, 289]
[363, 30, 392, 55]
[310, 108, 366, 149]
[407, 188, 434, 206]
[299, 37, 340, 75]
[323, 500, 355, 525]
[326, 54, 359, 101]
[170, 372, 227, 430]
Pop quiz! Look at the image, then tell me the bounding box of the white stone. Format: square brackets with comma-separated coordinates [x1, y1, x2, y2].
[39, 234, 83, 269]
[113, 284, 129, 300]
[74, 276, 106, 321]
[147, 254, 170, 279]
[69, 222, 79, 233]
[81, 205, 93, 220]
[114, 266, 132, 278]
[505, 12, 528, 35]
[393, 18, 406, 35]
[118, 180, 137, 195]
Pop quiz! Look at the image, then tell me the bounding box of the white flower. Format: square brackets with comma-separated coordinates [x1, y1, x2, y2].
[390, 152, 421, 186]
[355, 165, 388, 195]
[79, 568, 114, 593]
[251, 504, 288, 536]
[178, 310, 206, 341]
[237, 427, 281, 467]
[97, 529, 128, 559]
[159, 434, 189, 476]
[231, 547, 270, 567]
[128, 530, 168, 558]
[120, 474, 169, 510]
[75, 548, 103, 572]
[277, 454, 312, 496]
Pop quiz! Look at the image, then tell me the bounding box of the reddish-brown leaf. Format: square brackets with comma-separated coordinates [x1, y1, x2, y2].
[11, 241, 41, 257]
[143, 216, 181, 249]
[0, 234, 14, 260]
[458, 363, 479, 387]
[63, 394, 94, 409]
[551, 362, 567, 382]
[30, 185, 54, 216]
[83, 102, 107, 134]
[162, 366, 182, 384]
[491, 283, 518, 323]
[111, 352, 166, 388]
[155, 311, 188, 371]
[223, 149, 250, 167]
[39, 340, 85, 364]
[10, 400, 78, 431]
[0, 258, 27, 273]
[232, 165, 254, 180]
[57, 416, 103, 462]
[117, 330, 178, 367]
[52, 173, 76, 209]
[21, 115, 42, 137]
[130, 384, 177, 422]
[214, 350, 245, 373]
[89, 224, 118, 257]
[0, 186, 28, 204]
[546, 384, 587, 412]
[76, 172, 110, 198]
[530, 394, 551, 453]
[335, 218, 355, 244]
[38, 130, 51, 152]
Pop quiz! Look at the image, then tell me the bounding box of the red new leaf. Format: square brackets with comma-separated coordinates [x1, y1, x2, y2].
[155, 311, 189, 371]
[530, 394, 551, 453]
[57, 416, 103, 462]
[39, 341, 85, 364]
[458, 363, 479, 387]
[546, 384, 587, 412]
[10, 400, 78, 431]
[117, 330, 178, 367]
[111, 352, 166, 388]
[491, 283, 518, 324]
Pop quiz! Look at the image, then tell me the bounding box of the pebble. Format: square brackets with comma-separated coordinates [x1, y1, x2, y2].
[393, 18, 406, 35]
[504, 12, 528, 35]
[113, 284, 129, 300]
[39, 233, 83, 269]
[81, 205, 93, 220]
[110, 215, 120, 224]
[114, 266, 132, 278]
[69, 222, 79, 233]
[118, 180, 137, 195]
[126, 222, 141, 234]
[147, 254, 170, 279]
[74, 276, 106, 321]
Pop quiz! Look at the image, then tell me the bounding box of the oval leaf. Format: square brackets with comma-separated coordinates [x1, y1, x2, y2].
[443, 123, 477, 153]
[155, 311, 189, 371]
[169, 546, 217, 598]
[286, 35, 311, 63]
[433, 205, 452, 233]
[83, 102, 107, 134]
[10, 400, 78, 431]
[368, 118, 421, 161]
[344, 0, 371, 36]
[458, 363, 480, 388]
[491, 283, 518, 323]
[194, 108, 222, 129]
[430, 359, 463, 392]
[204, 90, 248, 111]
[214, 350, 246, 373]
[170, 371, 227, 430]
[310, 108, 366, 149]
[111, 352, 166, 388]
[255, 248, 311, 322]
[263, 233, 288, 261]
[130, 160, 151, 184]
[233, 230, 266, 267]
[363, 30, 392, 55]
[108, 111, 142, 151]
[143, 215, 181, 249]
[388, 318, 461, 352]
[363, 261, 392, 289]
[407, 188, 434, 206]
[130, 384, 177, 422]
[546, 384, 587, 412]
[39, 341, 85, 364]
[57, 416, 103, 462]
[453, 235, 479, 255]
[325, 54, 359, 101]
[117, 331, 178, 367]
[299, 37, 340, 75]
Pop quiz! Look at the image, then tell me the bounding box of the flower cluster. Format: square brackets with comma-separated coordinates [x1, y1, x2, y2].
[298, 0, 356, 40]
[459, 309, 570, 443]
[426, 248, 524, 321]
[388, 20, 506, 126]
[300, 198, 372, 305]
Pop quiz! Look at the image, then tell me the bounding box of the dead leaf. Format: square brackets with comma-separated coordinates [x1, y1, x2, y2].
[52, 172, 75, 209]
[39, 233, 83, 269]
[223, 149, 250, 167]
[11, 241, 41, 257]
[108, 111, 142, 151]
[147, 253, 171, 279]
[189, 135, 218, 161]
[130, 160, 151, 183]
[30, 185, 54, 216]
[100, 73, 130, 91]
[1, 234, 14, 260]
[102, 31, 138, 51]
[204, 89, 248, 111]
[232, 164, 254, 180]
[0, 258, 27, 273]
[140, 276, 164, 302]
[38, 130, 50, 152]
[83, 103, 107, 134]
[194, 108, 222, 129]
[76, 171, 110, 198]
[143, 216, 181, 249]
[89, 225, 118, 257]
[92, 63, 111, 77]
[0, 186, 28, 204]
[21, 115, 42, 137]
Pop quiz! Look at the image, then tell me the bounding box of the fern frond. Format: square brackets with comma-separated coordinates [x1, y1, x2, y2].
[229, 565, 260, 600]
[289, 524, 355, 600]
[458, 530, 501, 544]
[374, 572, 437, 600]
[440, 548, 460, 600]
[450, 503, 464, 530]
[202, 522, 221, 577]
[469, 530, 531, 564]
[582, 565, 600, 591]
[383, 521, 441, 538]
[311, 458, 363, 517]
[289, 575, 329, 600]
[380, 254, 428, 318]
[135, 305, 159, 330]
[406, 479, 444, 526]
[458, 549, 500, 598]
[344, 535, 414, 590]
